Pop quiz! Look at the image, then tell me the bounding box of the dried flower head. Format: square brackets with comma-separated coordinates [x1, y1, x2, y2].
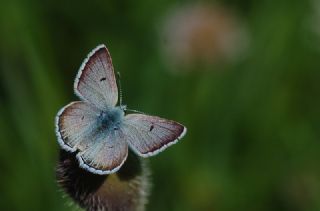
[56, 150, 150, 211]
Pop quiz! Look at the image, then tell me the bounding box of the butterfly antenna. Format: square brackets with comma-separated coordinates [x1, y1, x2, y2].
[125, 108, 146, 115]
[116, 72, 146, 115]
[116, 72, 123, 106]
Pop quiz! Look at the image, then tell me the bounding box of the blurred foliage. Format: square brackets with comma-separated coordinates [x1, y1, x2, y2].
[1, 0, 320, 210]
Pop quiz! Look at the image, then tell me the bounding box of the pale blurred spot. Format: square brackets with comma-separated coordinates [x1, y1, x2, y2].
[278, 171, 320, 210]
[160, 3, 249, 71]
[305, 0, 320, 51]
[310, 0, 320, 38]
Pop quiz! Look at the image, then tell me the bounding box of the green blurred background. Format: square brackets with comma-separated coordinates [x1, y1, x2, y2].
[1, 0, 320, 210]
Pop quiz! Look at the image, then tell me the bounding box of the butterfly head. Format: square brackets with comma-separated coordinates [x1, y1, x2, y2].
[119, 104, 127, 112]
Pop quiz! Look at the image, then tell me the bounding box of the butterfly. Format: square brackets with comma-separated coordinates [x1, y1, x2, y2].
[55, 44, 187, 175]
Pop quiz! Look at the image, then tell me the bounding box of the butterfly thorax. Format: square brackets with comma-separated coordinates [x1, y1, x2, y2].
[97, 107, 124, 132]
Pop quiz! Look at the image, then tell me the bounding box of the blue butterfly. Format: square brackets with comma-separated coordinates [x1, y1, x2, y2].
[55, 45, 187, 175]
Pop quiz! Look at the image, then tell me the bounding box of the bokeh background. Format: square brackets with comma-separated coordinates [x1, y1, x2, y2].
[1, 0, 320, 210]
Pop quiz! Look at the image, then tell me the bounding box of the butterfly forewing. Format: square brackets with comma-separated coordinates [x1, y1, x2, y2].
[74, 45, 118, 109]
[56, 101, 100, 152]
[123, 114, 187, 157]
[77, 129, 128, 174]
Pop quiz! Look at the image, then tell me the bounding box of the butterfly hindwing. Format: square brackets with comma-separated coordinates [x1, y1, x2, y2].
[122, 114, 187, 157]
[74, 45, 118, 109]
[76, 129, 128, 174]
[56, 101, 100, 152]
[56, 101, 128, 174]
